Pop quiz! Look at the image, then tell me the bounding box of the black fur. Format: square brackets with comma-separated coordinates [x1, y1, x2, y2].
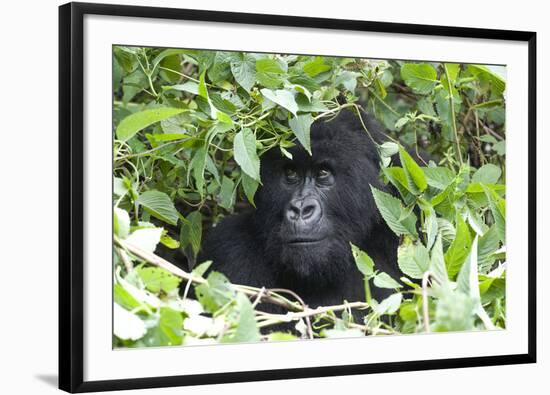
[199, 110, 401, 311]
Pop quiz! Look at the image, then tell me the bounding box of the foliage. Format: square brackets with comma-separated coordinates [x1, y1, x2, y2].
[112, 46, 506, 346]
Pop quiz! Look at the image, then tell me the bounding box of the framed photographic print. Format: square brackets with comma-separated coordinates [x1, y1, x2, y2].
[59, 2, 537, 392]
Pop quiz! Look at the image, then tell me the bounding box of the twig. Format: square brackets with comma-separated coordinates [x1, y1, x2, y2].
[422, 271, 433, 333]
[115, 237, 380, 332]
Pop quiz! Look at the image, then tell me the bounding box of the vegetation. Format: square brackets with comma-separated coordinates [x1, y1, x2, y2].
[112, 46, 506, 346]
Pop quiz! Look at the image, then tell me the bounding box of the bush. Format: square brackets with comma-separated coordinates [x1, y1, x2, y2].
[112, 46, 506, 346]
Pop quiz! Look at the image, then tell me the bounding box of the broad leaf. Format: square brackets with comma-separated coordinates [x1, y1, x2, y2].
[137, 190, 179, 225]
[400, 63, 438, 94]
[233, 128, 260, 181]
[116, 108, 186, 141]
[289, 114, 314, 154]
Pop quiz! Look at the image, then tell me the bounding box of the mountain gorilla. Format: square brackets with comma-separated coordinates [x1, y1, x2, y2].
[199, 109, 402, 310]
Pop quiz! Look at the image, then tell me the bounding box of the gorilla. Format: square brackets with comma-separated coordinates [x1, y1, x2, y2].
[199, 109, 402, 311]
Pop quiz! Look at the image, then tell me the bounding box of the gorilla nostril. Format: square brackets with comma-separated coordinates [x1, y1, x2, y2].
[301, 204, 316, 219]
[286, 198, 321, 223]
[286, 205, 300, 221]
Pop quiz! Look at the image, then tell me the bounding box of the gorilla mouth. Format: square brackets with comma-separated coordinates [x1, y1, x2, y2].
[286, 236, 326, 245]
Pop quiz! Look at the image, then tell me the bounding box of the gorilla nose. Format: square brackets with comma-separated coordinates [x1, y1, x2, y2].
[286, 197, 321, 224]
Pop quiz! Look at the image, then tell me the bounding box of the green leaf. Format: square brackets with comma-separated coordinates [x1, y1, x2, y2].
[241, 172, 259, 207]
[218, 176, 236, 210]
[256, 58, 285, 88]
[303, 57, 331, 77]
[423, 167, 455, 190]
[114, 303, 146, 341]
[373, 272, 402, 289]
[397, 240, 430, 279]
[142, 307, 183, 347]
[423, 208, 438, 250]
[379, 142, 399, 158]
[190, 145, 208, 195]
[233, 128, 261, 181]
[230, 54, 256, 91]
[399, 147, 427, 193]
[478, 226, 500, 274]
[165, 81, 199, 95]
[116, 108, 186, 141]
[268, 332, 298, 341]
[400, 63, 438, 94]
[429, 235, 449, 286]
[472, 164, 502, 184]
[288, 114, 314, 154]
[222, 293, 261, 343]
[482, 184, 506, 243]
[136, 267, 181, 294]
[444, 215, 472, 278]
[371, 186, 418, 237]
[180, 211, 202, 257]
[373, 293, 402, 315]
[351, 243, 374, 277]
[114, 207, 130, 239]
[114, 283, 141, 311]
[192, 260, 212, 278]
[467, 65, 506, 96]
[260, 88, 298, 115]
[125, 228, 163, 253]
[137, 190, 179, 226]
[195, 271, 235, 313]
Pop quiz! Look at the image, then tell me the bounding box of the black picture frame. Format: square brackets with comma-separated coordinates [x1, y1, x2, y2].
[59, 2, 537, 393]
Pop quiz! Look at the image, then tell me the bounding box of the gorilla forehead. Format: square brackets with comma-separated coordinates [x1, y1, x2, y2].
[264, 111, 379, 171]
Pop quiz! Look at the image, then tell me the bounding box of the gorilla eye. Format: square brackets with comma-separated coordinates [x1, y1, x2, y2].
[317, 168, 331, 179]
[284, 166, 299, 181]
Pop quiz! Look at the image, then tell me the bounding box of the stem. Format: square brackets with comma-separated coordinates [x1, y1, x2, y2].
[421, 271, 433, 333]
[443, 64, 463, 165]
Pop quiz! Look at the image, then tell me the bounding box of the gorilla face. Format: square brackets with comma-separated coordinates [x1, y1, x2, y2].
[254, 111, 386, 285]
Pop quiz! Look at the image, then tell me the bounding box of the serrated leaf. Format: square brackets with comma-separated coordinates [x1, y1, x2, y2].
[195, 271, 235, 313]
[260, 88, 298, 115]
[351, 243, 374, 277]
[233, 128, 260, 181]
[126, 227, 163, 253]
[136, 267, 181, 294]
[289, 114, 313, 154]
[399, 147, 427, 193]
[241, 172, 259, 207]
[429, 235, 449, 286]
[256, 58, 285, 88]
[400, 63, 438, 94]
[373, 293, 402, 315]
[445, 215, 472, 278]
[230, 54, 256, 91]
[142, 307, 183, 347]
[423, 167, 455, 190]
[397, 240, 430, 279]
[180, 210, 202, 257]
[472, 164, 502, 184]
[218, 176, 236, 210]
[371, 186, 418, 237]
[221, 293, 260, 343]
[114, 303, 146, 341]
[137, 190, 179, 225]
[373, 272, 402, 289]
[482, 184, 506, 243]
[114, 207, 130, 239]
[116, 108, 186, 141]
[303, 56, 331, 77]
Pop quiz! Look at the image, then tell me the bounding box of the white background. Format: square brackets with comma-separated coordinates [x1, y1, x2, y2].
[83, 14, 530, 382]
[0, 0, 546, 393]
